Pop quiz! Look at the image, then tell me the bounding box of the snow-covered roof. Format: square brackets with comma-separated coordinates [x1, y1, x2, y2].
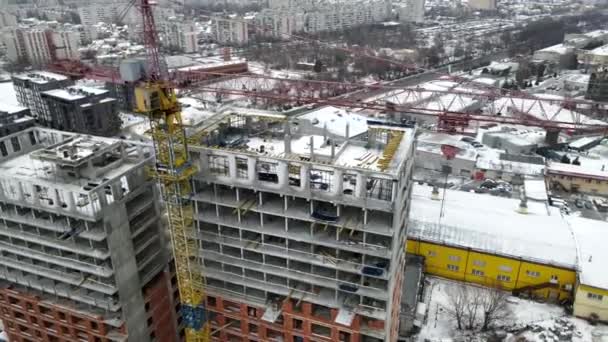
[584, 29, 608, 38]
[569, 217, 608, 290]
[0, 102, 28, 114]
[484, 131, 538, 147]
[546, 161, 608, 181]
[538, 44, 572, 54]
[491, 97, 606, 126]
[416, 132, 478, 161]
[568, 136, 602, 150]
[476, 151, 545, 176]
[299, 106, 369, 137]
[408, 184, 577, 268]
[178, 97, 215, 127]
[524, 179, 548, 201]
[43, 86, 108, 101]
[13, 71, 68, 84]
[590, 44, 608, 56]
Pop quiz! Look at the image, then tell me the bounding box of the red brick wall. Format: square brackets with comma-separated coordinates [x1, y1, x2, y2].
[143, 271, 180, 342]
[0, 287, 124, 342]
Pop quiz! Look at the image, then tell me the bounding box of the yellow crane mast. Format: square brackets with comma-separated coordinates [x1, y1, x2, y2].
[134, 1, 209, 341]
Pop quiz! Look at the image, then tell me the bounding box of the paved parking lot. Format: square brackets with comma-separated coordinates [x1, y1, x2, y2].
[551, 191, 608, 221]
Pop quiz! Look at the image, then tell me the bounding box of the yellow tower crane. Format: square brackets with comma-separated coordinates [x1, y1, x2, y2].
[133, 1, 209, 341]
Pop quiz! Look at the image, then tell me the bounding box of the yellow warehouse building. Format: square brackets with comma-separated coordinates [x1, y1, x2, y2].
[407, 184, 608, 322]
[545, 161, 608, 195]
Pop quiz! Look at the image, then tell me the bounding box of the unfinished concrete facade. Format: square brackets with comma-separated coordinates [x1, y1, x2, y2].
[0, 128, 177, 342]
[189, 110, 415, 341]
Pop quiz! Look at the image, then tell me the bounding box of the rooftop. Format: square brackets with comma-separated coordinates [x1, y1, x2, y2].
[0, 102, 28, 114]
[536, 43, 572, 55]
[569, 216, 608, 290]
[298, 106, 369, 138]
[0, 128, 151, 194]
[546, 161, 608, 181]
[408, 184, 577, 268]
[491, 97, 606, 127]
[42, 86, 108, 101]
[13, 71, 68, 84]
[189, 109, 415, 175]
[590, 44, 608, 56]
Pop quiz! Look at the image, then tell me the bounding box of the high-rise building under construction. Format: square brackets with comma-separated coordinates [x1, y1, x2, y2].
[188, 109, 414, 341]
[0, 127, 179, 342]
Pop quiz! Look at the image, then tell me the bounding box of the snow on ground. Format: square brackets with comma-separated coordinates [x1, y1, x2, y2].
[0, 82, 19, 107]
[417, 277, 608, 342]
[248, 62, 308, 79]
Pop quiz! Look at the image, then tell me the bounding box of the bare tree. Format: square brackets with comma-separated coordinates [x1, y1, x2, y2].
[479, 284, 511, 331]
[464, 287, 482, 330]
[445, 283, 468, 330]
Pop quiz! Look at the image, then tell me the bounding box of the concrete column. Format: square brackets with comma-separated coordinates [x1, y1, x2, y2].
[333, 169, 343, 196]
[65, 190, 75, 211]
[97, 189, 107, 208]
[300, 164, 310, 192]
[30, 183, 40, 206]
[247, 157, 256, 181]
[104, 202, 150, 342]
[228, 155, 237, 179]
[110, 182, 123, 202]
[355, 173, 366, 198]
[309, 136, 315, 162]
[278, 161, 288, 189]
[15, 181, 24, 201]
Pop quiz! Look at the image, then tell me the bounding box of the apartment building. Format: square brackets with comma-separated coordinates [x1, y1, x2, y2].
[2, 26, 81, 65]
[12, 71, 74, 125]
[256, 10, 301, 40]
[397, 0, 425, 23]
[260, 0, 391, 34]
[40, 86, 120, 137]
[468, 0, 497, 10]
[188, 110, 414, 341]
[163, 20, 198, 53]
[213, 17, 249, 45]
[0, 128, 178, 342]
[0, 104, 34, 138]
[77, 1, 127, 26]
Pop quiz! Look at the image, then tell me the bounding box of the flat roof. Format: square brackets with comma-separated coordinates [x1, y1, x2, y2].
[536, 43, 572, 55]
[0, 128, 149, 193]
[408, 184, 577, 268]
[0, 102, 28, 114]
[590, 44, 608, 56]
[476, 152, 545, 176]
[546, 161, 608, 181]
[13, 71, 68, 84]
[492, 97, 607, 127]
[43, 86, 108, 101]
[569, 217, 608, 289]
[298, 106, 369, 138]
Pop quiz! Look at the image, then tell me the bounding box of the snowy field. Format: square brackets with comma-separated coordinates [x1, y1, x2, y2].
[416, 277, 608, 342]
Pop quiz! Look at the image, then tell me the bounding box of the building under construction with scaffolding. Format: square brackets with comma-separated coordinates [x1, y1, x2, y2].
[188, 107, 414, 341]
